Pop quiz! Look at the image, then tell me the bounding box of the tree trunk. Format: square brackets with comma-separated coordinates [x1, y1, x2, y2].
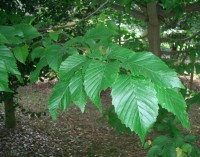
[4, 92, 16, 128]
[147, 1, 161, 57]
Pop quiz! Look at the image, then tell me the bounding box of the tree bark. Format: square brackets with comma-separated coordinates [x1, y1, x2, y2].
[147, 1, 161, 57]
[4, 92, 16, 128]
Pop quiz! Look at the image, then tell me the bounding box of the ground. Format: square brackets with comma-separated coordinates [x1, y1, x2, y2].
[0, 77, 200, 157]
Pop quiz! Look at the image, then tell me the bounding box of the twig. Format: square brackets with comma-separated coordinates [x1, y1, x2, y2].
[39, 0, 109, 32]
[161, 50, 189, 55]
[161, 31, 200, 43]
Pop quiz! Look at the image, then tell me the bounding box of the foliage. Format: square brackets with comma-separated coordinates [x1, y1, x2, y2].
[29, 26, 190, 142]
[0, 17, 41, 92]
[144, 109, 200, 157]
[1, 1, 200, 156]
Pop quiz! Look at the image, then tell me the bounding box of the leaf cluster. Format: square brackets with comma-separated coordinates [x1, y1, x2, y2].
[30, 25, 191, 143]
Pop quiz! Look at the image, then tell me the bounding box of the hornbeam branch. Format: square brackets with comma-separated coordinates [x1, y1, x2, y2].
[161, 31, 200, 43]
[110, 3, 147, 21]
[159, 2, 200, 19]
[161, 50, 189, 55]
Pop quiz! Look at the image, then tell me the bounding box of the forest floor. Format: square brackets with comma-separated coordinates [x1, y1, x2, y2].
[0, 76, 200, 157]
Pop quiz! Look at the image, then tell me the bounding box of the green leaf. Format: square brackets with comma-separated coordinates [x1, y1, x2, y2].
[111, 75, 158, 142]
[0, 33, 8, 44]
[84, 61, 119, 111]
[9, 14, 22, 24]
[67, 47, 79, 55]
[153, 135, 171, 147]
[0, 45, 21, 92]
[59, 54, 88, 79]
[49, 31, 59, 41]
[30, 57, 48, 83]
[0, 60, 11, 92]
[184, 134, 196, 143]
[106, 20, 118, 31]
[144, 141, 151, 149]
[69, 71, 87, 112]
[125, 52, 184, 88]
[147, 145, 162, 157]
[189, 52, 196, 62]
[0, 26, 23, 44]
[45, 45, 64, 72]
[173, 136, 184, 147]
[13, 45, 29, 64]
[0, 45, 20, 75]
[42, 37, 52, 47]
[31, 46, 45, 60]
[190, 146, 200, 157]
[182, 144, 192, 154]
[16, 75, 24, 84]
[108, 43, 135, 62]
[64, 36, 83, 47]
[22, 16, 35, 24]
[155, 86, 190, 129]
[195, 63, 200, 74]
[161, 145, 176, 157]
[48, 80, 71, 120]
[15, 24, 41, 40]
[84, 26, 116, 40]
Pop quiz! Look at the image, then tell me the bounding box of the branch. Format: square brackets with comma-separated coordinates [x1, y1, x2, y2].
[161, 50, 189, 55]
[159, 2, 200, 19]
[161, 31, 200, 43]
[110, 3, 147, 21]
[39, 0, 109, 32]
[134, 1, 147, 15]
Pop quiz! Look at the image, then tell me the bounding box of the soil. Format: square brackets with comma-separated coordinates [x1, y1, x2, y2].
[0, 77, 200, 157]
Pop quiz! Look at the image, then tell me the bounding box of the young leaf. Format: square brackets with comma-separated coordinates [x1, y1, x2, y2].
[111, 75, 158, 142]
[69, 71, 87, 112]
[155, 86, 190, 129]
[13, 45, 29, 64]
[84, 61, 119, 111]
[125, 52, 184, 88]
[48, 80, 71, 120]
